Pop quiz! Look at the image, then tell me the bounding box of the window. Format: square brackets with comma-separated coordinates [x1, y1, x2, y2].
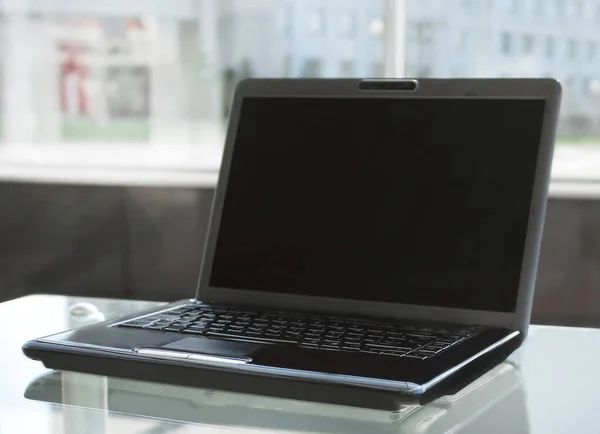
[566, 0, 581, 18]
[340, 11, 357, 37]
[583, 76, 593, 96]
[523, 35, 534, 54]
[301, 58, 323, 77]
[460, 29, 470, 50]
[338, 60, 355, 77]
[416, 64, 432, 77]
[371, 61, 383, 77]
[590, 79, 600, 95]
[535, 0, 546, 16]
[584, 0, 596, 20]
[565, 76, 575, 92]
[307, 7, 325, 36]
[501, 32, 512, 54]
[567, 39, 578, 59]
[450, 29, 470, 50]
[417, 22, 434, 44]
[282, 55, 293, 77]
[525, 0, 537, 14]
[510, 0, 520, 13]
[545, 36, 555, 58]
[280, 3, 293, 35]
[368, 19, 384, 36]
[588, 41, 596, 61]
[0, 1, 383, 159]
[546, 0, 559, 17]
[0, 0, 598, 186]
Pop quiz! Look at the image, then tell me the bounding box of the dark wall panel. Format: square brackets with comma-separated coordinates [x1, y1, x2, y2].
[1, 180, 600, 328]
[0, 182, 126, 301]
[534, 200, 600, 327]
[125, 187, 214, 301]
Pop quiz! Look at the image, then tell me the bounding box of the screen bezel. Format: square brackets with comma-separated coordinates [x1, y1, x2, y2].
[195, 78, 561, 335]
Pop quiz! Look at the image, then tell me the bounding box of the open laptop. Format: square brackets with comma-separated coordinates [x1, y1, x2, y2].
[23, 78, 561, 409]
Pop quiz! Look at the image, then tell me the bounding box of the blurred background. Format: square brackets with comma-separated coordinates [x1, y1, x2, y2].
[0, 0, 599, 326]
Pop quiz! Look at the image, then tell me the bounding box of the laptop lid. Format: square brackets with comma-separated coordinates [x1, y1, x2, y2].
[196, 79, 561, 334]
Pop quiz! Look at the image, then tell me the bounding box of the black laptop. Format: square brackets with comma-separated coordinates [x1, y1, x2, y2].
[23, 78, 561, 409]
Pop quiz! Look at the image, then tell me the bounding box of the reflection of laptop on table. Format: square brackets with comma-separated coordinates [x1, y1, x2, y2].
[25, 362, 526, 434]
[23, 78, 561, 409]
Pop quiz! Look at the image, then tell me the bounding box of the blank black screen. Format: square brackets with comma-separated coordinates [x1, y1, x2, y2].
[210, 97, 545, 313]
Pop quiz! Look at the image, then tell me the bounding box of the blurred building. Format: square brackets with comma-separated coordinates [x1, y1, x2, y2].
[0, 0, 223, 145]
[405, 0, 600, 135]
[217, 0, 384, 114]
[1, 0, 599, 144]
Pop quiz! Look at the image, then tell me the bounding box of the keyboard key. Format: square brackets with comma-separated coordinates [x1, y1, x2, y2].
[414, 349, 436, 355]
[206, 331, 297, 344]
[365, 343, 399, 350]
[164, 325, 188, 332]
[403, 353, 427, 360]
[300, 343, 319, 349]
[304, 333, 322, 338]
[342, 344, 361, 350]
[171, 322, 192, 327]
[158, 315, 178, 321]
[285, 331, 302, 337]
[143, 324, 167, 330]
[182, 328, 205, 334]
[265, 332, 283, 337]
[290, 321, 307, 327]
[119, 322, 149, 328]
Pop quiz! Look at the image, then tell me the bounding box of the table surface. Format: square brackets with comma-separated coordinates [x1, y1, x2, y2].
[2, 295, 600, 434]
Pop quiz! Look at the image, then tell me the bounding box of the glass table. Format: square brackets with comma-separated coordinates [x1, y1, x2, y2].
[2, 294, 599, 433]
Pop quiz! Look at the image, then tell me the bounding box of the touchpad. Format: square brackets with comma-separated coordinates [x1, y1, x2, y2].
[162, 337, 262, 358]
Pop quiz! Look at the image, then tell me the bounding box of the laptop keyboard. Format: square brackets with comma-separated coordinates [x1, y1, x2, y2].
[118, 305, 480, 360]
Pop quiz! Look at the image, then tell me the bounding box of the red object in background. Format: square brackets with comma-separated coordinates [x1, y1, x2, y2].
[60, 45, 89, 116]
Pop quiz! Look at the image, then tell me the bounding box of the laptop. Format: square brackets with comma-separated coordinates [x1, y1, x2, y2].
[23, 78, 561, 410]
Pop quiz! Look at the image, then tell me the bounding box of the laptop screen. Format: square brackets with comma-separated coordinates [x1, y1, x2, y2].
[209, 97, 546, 313]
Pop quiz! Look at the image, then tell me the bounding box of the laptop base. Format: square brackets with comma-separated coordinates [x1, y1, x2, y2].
[23, 336, 520, 411]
